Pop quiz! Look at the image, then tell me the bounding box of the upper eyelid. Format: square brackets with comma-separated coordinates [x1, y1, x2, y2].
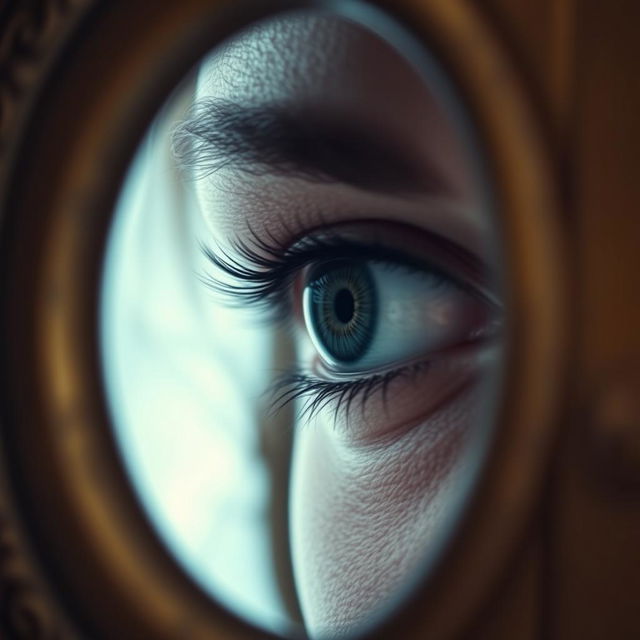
[198, 228, 489, 322]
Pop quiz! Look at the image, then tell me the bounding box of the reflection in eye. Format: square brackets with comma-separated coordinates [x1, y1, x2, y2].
[200, 225, 500, 423]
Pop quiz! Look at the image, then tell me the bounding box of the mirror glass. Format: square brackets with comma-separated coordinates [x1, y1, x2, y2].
[100, 6, 503, 639]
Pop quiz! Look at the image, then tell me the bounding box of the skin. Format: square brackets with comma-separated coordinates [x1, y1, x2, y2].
[193, 12, 497, 639]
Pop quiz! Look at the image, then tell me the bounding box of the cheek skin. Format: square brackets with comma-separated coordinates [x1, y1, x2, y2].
[289, 382, 476, 638]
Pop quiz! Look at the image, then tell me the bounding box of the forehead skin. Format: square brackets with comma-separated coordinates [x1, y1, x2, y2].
[193, 11, 486, 638]
[198, 13, 445, 134]
[195, 12, 487, 251]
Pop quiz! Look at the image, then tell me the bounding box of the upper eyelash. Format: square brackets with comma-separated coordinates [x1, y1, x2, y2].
[198, 228, 456, 322]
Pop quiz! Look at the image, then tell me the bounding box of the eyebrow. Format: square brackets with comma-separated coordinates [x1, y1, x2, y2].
[172, 99, 451, 196]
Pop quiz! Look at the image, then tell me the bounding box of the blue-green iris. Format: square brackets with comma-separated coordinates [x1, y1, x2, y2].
[306, 260, 377, 364]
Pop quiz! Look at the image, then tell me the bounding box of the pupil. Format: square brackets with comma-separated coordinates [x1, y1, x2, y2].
[334, 288, 354, 324]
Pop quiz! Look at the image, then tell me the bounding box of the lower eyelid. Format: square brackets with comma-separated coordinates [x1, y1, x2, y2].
[297, 339, 492, 446]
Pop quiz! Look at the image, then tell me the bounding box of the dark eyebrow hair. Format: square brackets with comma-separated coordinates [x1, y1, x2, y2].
[172, 99, 451, 196]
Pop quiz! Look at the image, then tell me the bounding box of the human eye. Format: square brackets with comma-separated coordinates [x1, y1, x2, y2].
[200, 221, 501, 435]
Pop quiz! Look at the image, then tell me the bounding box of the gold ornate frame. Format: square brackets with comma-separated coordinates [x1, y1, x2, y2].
[0, 1, 566, 638]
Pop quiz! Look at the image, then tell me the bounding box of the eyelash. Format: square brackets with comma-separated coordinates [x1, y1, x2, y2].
[199, 228, 471, 316]
[199, 228, 476, 420]
[269, 362, 431, 424]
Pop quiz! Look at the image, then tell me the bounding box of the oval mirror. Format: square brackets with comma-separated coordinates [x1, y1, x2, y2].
[99, 5, 503, 639]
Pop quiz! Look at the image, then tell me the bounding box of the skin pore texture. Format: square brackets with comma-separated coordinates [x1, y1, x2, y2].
[191, 12, 497, 639]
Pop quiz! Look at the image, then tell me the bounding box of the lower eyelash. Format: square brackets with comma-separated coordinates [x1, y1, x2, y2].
[269, 361, 430, 424]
